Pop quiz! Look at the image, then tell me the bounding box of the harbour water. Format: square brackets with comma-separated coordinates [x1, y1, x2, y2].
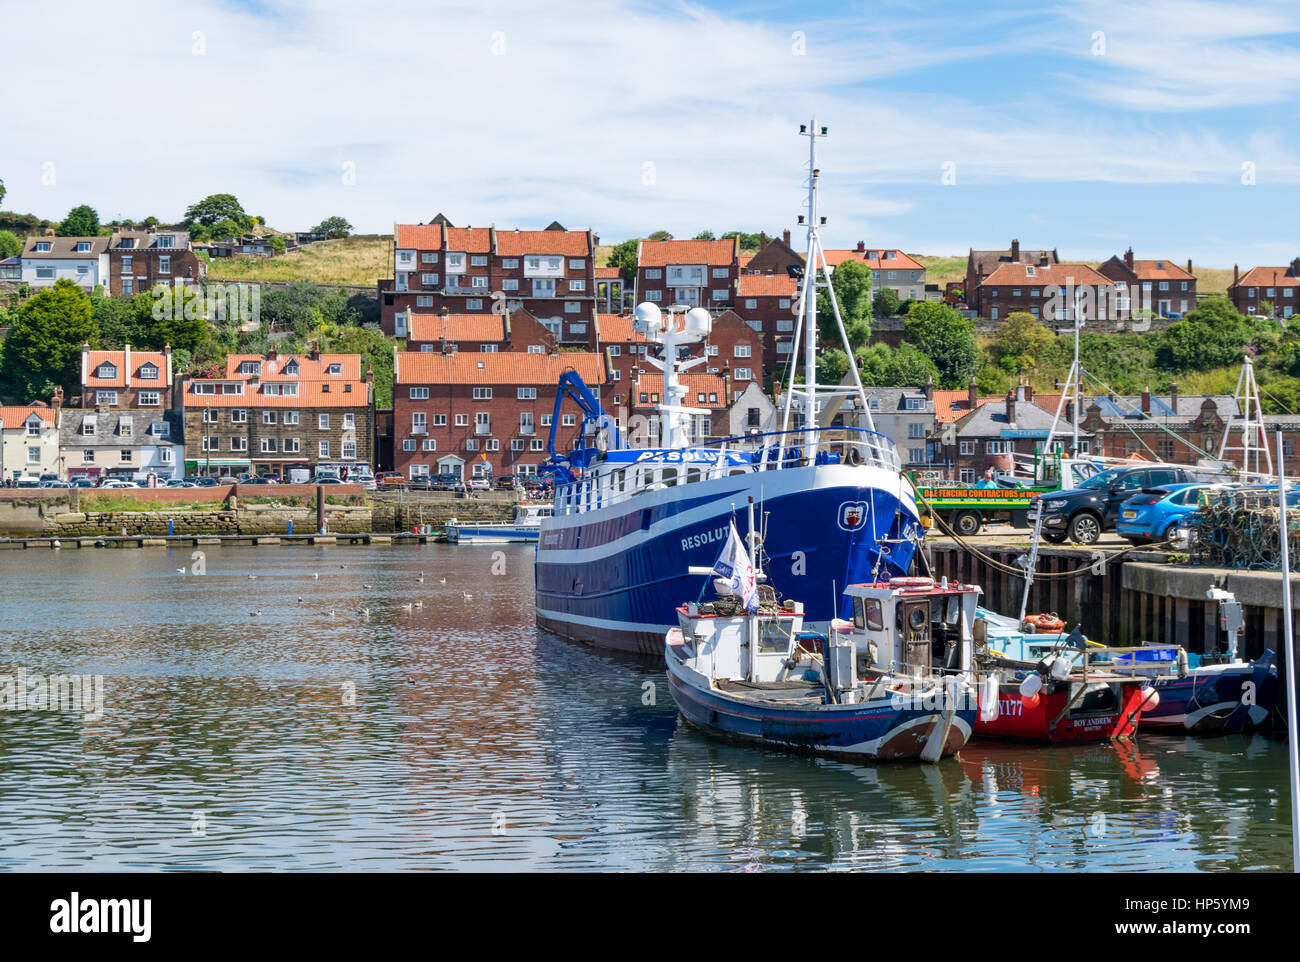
[0, 543, 1291, 871]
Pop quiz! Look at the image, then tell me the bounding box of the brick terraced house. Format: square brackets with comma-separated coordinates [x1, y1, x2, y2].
[1230, 258, 1300, 319]
[634, 238, 739, 312]
[381, 219, 597, 345]
[108, 229, 206, 296]
[405, 308, 558, 355]
[1097, 249, 1197, 319]
[823, 244, 926, 304]
[393, 351, 607, 482]
[979, 262, 1116, 324]
[965, 239, 1061, 318]
[735, 273, 798, 374]
[181, 349, 374, 478]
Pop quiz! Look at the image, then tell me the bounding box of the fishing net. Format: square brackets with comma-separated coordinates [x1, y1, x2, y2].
[1186, 488, 1300, 571]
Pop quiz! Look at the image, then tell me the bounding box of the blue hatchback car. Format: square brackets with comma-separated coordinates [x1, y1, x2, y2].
[1116, 483, 1210, 543]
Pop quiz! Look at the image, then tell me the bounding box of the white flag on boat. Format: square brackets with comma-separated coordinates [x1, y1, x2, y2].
[712, 522, 760, 613]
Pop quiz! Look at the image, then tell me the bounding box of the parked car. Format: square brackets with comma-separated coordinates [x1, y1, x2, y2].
[315, 476, 343, 485]
[466, 476, 491, 491]
[99, 479, 138, 489]
[39, 473, 59, 484]
[243, 476, 280, 485]
[375, 472, 405, 490]
[1028, 464, 1196, 545]
[70, 478, 96, 488]
[14, 477, 40, 488]
[431, 473, 459, 490]
[1116, 483, 1211, 544]
[166, 480, 199, 488]
[40, 480, 72, 488]
[405, 477, 435, 491]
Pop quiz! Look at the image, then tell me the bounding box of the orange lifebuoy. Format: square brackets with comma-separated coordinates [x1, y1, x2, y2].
[1021, 613, 1066, 634]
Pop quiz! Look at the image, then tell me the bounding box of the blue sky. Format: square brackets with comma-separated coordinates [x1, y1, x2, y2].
[4, 0, 1299, 266]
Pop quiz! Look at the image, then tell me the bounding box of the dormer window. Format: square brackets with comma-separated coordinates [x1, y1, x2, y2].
[81, 415, 97, 435]
[157, 235, 175, 249]
[327, 363, 342, 375]
[117, 415, 133, 436]
[138, 363, 159, 380]
[120, 238, 136, 249]
[151, 421, 169, 438]
[283, 359, 300, 376]
[96, 362, 118, 379]
[238, 361, 260, 375]
[1026, 266, 1035, 277]
[34, 241, 51, 252]
[75, 242, 91, 253]
[25, 417, 42, 436]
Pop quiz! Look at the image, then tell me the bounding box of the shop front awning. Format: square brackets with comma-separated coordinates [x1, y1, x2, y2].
[185, 459, 252, 468]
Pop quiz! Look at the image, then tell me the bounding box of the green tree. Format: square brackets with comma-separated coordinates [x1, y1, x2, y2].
[816, 348, 850, 386]
[0, 279, 97, 399]
[1155, 296, 1249, 372]
[647, 230, 673, 242]
[816, 259, 872, 346]
[993, 312, 1054, 373]
[607, 239, 639, 282]
[857, 341, 938, 386]
[0, 177, 5, 207]
[184, 193, 253, 230]
[903, 301, 977, 388]
[58, 204, 100, 236]
[268, 235, 286, 253]
[90, 291, 147, 349]
[313, 216, 353, 238]
[721, 230, 771, 250]
[210, 216, 244, 240]
[872, 287, 900, 318]
[0, 230, 20, 259]
[693, 230, 715, 240]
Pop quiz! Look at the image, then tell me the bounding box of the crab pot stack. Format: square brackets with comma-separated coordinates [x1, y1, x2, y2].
[1187, 488, 1300, 572]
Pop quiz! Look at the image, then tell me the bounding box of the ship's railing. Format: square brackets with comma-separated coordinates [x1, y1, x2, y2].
[550, 426, 902, 516]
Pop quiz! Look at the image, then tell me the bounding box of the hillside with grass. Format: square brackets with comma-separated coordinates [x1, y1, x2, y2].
[205, 235, 391, 287]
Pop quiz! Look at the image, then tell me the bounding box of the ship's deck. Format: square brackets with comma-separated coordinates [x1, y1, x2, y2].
[715, 679, 827, 704]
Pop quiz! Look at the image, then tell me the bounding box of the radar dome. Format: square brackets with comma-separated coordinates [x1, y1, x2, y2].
[633, 302, 662, 336]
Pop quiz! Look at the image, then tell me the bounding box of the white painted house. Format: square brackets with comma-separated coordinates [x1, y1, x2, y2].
[20, 235, 112, 290]
[0, 404, 59, 481]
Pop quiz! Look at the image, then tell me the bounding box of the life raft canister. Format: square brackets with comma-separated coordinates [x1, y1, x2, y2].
[1021, 612, 1066, 634]
[889, 576, 935, 589]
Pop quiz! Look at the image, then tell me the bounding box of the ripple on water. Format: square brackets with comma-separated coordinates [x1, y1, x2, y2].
[0, 543, 1291, 871]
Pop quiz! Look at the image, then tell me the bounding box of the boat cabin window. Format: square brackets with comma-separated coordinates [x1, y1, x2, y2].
[662, 468, 678, 487]
[853, 597, 885, 630]
[756, 618, 793, 655]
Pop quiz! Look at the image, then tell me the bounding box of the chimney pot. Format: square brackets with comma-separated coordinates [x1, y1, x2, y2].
[782, 229, 790, 247]
[967, 377, 978, 410]
[856, 241, 865, 252]
[1124, 248, 1134, 271]
[1010, 239, 1020, 261]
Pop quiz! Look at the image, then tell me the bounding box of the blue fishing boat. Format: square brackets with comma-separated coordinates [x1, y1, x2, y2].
[537, 123, 920, 653]
[664, 503, 976, 763]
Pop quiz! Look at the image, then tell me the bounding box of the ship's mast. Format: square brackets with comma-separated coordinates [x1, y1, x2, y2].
[779, 120, 876, 460]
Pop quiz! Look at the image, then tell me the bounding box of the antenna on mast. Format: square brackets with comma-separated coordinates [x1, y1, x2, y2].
[778, 120, 875, 462]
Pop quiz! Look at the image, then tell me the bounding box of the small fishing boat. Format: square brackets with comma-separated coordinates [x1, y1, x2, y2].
[445, 502, 552, 544]
[978, 594, 1280, 736]
[664, 501, 977, 763]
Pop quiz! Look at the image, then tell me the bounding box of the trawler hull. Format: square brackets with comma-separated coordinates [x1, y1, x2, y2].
[535, 463, 919, 654]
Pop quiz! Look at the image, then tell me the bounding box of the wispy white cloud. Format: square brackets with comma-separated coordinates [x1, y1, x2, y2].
[1052, 0, 1300, 111]
[0, 0, 1296, 250]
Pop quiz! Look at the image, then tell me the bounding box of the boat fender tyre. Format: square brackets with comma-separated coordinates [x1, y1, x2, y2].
[1069, 512, 1101, 545]
[952, 510, 982, 537]
[845, 446, 863, 466]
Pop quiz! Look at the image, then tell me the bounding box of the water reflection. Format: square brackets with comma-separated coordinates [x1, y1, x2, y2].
[0, 544, 1290, 871]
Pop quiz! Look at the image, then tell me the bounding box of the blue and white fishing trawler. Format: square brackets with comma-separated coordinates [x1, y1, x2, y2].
[535, 123, 921, 653]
